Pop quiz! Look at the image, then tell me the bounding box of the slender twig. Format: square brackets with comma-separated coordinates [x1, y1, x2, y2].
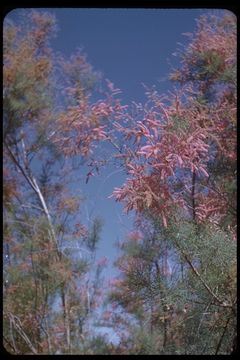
[173, 239, 233, 309]
[106, 135, 123, 154]
[31, 176, 59, 248]
[9, 318, 18, 353]
[181, 249, 231, 308]
[191, 169, 196, 221]
[201, 317, 219, 354]
[196, 182, 236, 216]
[8, 313, 38, 354]
[196, 298, 213, 336]
[3, 335, 18, 354]
[38, 318, 53, 354]
[4, 140, 37, 192]
[19, 203, 45, 213]
[215, 316, 231, 355]
[184, 298, 230, 309]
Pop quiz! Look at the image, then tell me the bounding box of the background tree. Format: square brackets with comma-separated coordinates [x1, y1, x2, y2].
[3, 9, 236, 355]
[105, 222, 179, 355]
[109, 11, 236, 355]
[3, 10, 113, 354]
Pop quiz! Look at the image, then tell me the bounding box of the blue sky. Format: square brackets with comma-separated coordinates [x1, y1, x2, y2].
[6, 7, 223, 281]
[50, 8, 208, 104]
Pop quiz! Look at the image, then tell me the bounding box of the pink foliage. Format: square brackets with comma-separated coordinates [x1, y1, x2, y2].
[97, 256, 108, 267]
[102, 310, 112, 321]
[127, 230, 143, 242]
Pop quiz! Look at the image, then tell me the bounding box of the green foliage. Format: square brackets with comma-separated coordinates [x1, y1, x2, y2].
[3, 10, 106, 355]
[193, 50, 225, 81]
[82, 334, 112, 355]
[171, 115, 189, 132]
[104, 10, 236, 355]
[130, 327, 162, 354]
[3, 9, 236, 356]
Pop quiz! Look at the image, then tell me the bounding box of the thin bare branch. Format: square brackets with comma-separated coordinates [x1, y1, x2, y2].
[179, 247, 233, 309]
[8, 313, 38, 354]
[4, 140, 37, 193]
[215, 315, 231, 355]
